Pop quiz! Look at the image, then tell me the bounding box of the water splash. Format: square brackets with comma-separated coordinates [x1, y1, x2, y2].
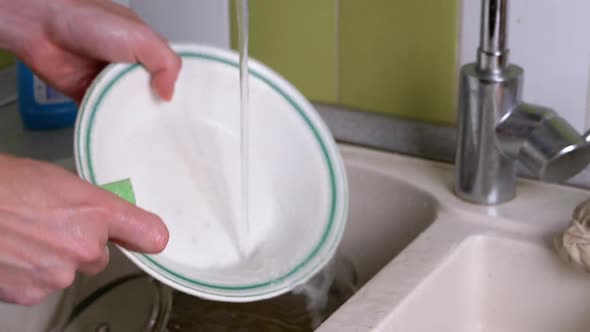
[166, 255, 359, 331]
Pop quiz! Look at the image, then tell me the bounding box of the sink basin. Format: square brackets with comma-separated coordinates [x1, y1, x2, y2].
[318, 145, 590, 332]
[339, 158, 437, 286]
[48, 146, 439, 331]
[29, 145, 590, 331]
[385, 235, 590, 332]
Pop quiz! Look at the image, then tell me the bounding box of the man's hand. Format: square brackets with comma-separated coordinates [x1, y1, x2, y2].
[0, 0, 181, 102]
[0, 155, 168, 306]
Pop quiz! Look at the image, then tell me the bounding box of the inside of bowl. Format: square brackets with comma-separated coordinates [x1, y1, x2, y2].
[82, 52, 341, 288]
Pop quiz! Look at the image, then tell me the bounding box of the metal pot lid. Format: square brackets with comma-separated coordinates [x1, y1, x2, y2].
[62, 274, 171, 332]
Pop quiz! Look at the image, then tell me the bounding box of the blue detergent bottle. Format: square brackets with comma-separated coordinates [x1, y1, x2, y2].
[16, 60, 78, 130]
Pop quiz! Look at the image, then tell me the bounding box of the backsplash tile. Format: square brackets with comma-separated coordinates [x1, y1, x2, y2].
[338, 0, 459, 125]
[460, 0, 590, 133]
[232, 1, 459, 124]
[0, 51, 14, 69]
[230, 0, 339, 104]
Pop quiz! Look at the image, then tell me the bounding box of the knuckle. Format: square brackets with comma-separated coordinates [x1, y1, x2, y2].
[0, 275, 50, 306]
[62, 213, 109, 264]
[75, 243, 104, 264]
[0, 288, 21, 306]
[19, 36, 56, 69]
[81, 205, 112, 224]
[81, 263, 107, 277]
[135, 27, 155, 51]
[16, 288, 47, 307]
[49, 268, 76, 290]
[83, 251, 109, 276]
[33, 264, 76, 291]
[169, 53, 182, 72]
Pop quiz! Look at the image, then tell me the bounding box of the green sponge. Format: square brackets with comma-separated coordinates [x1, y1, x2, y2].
[101, 178, 136, 205]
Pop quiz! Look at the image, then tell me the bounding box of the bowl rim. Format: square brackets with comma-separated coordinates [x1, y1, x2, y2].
[74, 43, 348, 302]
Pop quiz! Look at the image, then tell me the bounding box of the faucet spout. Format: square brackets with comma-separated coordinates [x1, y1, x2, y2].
[477, 0, 509, 73]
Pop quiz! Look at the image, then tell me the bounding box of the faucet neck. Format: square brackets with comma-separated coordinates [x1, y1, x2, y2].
[477, 0, 509, 73]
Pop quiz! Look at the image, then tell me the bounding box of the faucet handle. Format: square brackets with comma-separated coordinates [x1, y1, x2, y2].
[497, 104, 590, 182]
[526, 117, 590, 182]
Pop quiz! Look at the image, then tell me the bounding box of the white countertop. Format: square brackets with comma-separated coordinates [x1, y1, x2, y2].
[318, 145, 590, 331]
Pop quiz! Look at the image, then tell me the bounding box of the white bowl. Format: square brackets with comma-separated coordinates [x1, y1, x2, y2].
[74, 44, 348, 302]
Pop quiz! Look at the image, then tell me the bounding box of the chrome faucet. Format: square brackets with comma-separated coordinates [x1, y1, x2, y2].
[455, 0, 590, 205]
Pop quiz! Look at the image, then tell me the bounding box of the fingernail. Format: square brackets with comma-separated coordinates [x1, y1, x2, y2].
[152, 230, 169, 252]
[164, 86, 174, 101]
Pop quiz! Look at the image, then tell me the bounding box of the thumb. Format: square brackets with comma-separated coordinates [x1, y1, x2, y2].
[99, 180, 169, 253]
[107, 204, 169, 254]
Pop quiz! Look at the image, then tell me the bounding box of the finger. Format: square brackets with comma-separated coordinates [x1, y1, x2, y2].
[79, 246, 110, 276]
[0, 219, 76, 291]
[61, 177, 170, 255]
[134, 33, 182, 100]
[0, 263, 48, 306]
[97, 0, 145, 23]
[149, 62, 181, 101]
[103, 194, 169, 254]
[0, 222, 67, 271]
[36, 265, 76, 291]
[110, 238, 146, 253]
[44, 3, 181, 101]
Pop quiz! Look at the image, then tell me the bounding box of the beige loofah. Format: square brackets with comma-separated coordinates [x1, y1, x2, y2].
[555, 198, 590, 272]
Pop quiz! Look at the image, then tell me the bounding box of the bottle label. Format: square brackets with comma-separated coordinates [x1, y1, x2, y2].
[33, 75, 71, 104]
